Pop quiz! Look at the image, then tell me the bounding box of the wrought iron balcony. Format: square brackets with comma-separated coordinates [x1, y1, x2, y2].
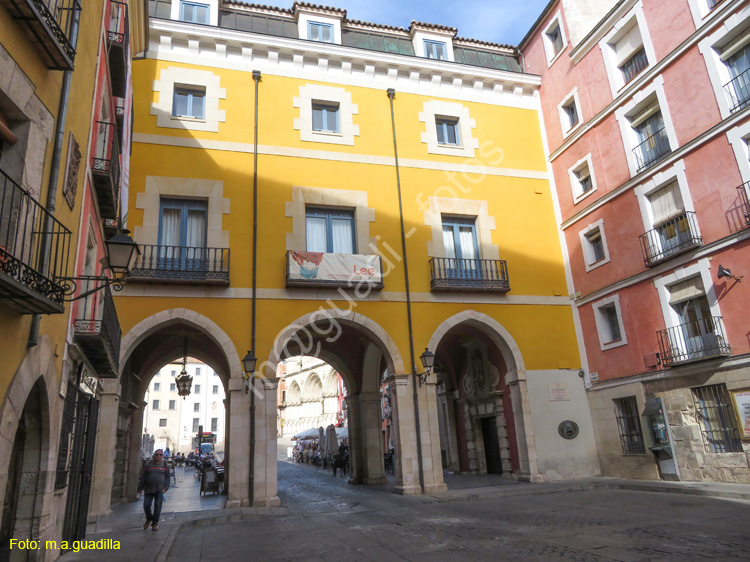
[657, 316, 731, 367]
[0, 0, 81, 70]
[127, 245, 230, 285]
[91, 121, 120, 220]
[107, 0, 129, 98]
[286, 251, 384, 289]
[0, 168, 71, 314]
[639, 212, 702, 267]
[738, 181, 750, 227]
[73, 280, 121, 376]
[429, 258, 510, 292]
[724, 67, 750, 114]
[634, 127, 671, 172]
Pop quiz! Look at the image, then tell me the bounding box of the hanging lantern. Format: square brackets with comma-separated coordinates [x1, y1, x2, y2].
[176, 365, 192, 398]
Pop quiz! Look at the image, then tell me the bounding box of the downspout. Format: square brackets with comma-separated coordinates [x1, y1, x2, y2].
[249, 69, 261, 507]
[386, 89, 425, 494]
[28, 7, 82, 348]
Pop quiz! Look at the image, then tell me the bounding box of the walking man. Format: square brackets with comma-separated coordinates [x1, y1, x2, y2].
[137, 449, 170, 531]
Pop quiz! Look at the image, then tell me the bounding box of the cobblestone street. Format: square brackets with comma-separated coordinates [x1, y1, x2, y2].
[166, 461, 750, 561]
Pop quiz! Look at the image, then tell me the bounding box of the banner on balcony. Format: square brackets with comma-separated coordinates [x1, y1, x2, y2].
[287, 251, 383, 287]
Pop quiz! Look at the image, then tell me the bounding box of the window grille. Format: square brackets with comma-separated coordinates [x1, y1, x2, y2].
[614, 396, 646, 454]
[692, 384, 743, 453]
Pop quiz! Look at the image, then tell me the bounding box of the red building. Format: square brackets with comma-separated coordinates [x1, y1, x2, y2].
[520, 0, 750, 482]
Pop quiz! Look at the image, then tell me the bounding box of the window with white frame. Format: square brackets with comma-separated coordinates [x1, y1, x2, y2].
[424, 40, 447, 60]
[154, 383, 161, 392]
[542, 13, 567, 66]
[615, 25, 648, 85]
[308, 21, 333, 43]
[194, 403, 200, 412]
[311, 102, 340, 134]
[159, 419, 167, 427]
[306, 207, 355, 254]
[579, 219, 610, 271]
[192, 418, 200, 432]
[213, 385, 218, 394]
[170, 383, 176, 392]
[569, 155, 596, 202]
[436, 117, 460, 146]
[419, 100, 478, 157]
[153, 400, 160, 410]
[593, 294, 627, 350]
[558, 90, 582, 136]
[180, 1, 209, 24]
[169, 400, 176, 409]
[211, 418, 218, 432]
[687, 0, 731, 28]
[173, 86, 206, 119]
[194, 384, 201, 394]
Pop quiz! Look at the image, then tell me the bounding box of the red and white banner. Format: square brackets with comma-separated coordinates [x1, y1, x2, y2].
[287, 251, 383, 287]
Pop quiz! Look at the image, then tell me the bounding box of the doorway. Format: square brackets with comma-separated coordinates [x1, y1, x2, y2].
[481, 417, 503, 475]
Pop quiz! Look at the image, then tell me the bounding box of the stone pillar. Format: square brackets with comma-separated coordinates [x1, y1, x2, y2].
[226, 378, 249, 508]
[354, 391, 386, 485]
[421, 378, 447, 493]
[256, 377, 281, 507]
[437, 389, 460, 473]
[126, 405, 145, 499]
[387, 373, 421, 494]
[505, 369, 543, 482]
[88, 379, 120, 518]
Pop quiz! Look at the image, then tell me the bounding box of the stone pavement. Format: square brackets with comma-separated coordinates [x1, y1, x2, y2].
[58, 460, 750, 562]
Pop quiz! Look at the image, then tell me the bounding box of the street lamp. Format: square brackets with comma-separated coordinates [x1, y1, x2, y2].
[242, 350, 257, 393]
[415, 348, 435, 386]
[176, 339, 192, 398]
[60, 229, 141, 301]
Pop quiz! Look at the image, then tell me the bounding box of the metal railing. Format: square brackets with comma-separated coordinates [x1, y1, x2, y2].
[429, 258, 510, 292]
[107, 0, 129, 46]
[634, 127, 671, 172]
[0, 168, 71, 311]
[639, 211, 702, 267]
[73, 279, 121, 376]
[0, 0, 81, 69]
[725, 67, 750, 114]
[621, 47, 649, 85]
[657, 316, 731, 367]
[91, 121, 121, 218]
[128, 245, 230, 284]
[738, 181, 750, 226]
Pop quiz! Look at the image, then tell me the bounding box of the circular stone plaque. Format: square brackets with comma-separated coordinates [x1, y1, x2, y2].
[558, 420, 579, 440]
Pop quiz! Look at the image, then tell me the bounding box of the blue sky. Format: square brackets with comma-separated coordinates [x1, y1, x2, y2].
[268, 1, 552, 46]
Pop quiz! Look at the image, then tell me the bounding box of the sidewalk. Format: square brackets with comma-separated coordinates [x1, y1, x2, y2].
[59, 465, 750, 562]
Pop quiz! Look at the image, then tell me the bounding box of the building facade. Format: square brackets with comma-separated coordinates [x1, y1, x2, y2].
[110, 0, 598, 509]
[0, 0, 146, 557]
[520, 0, 750, 482]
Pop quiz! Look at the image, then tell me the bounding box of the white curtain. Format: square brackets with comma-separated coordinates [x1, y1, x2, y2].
[186, 209, 206, 261]
[160, 208, 181, 263]
[306, 216, 327, 252]
[458, 227, 477, 261]
[331, 219, 353, 254]
[442, 226, 456, 259]
[649, 182, 683, 225]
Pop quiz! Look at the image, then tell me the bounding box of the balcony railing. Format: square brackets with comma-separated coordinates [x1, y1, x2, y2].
[657, 316, 731, 367]
[738, 181, 750, 227]
[107, 0, 129, 98]
[73, 280, 121, 376]
[128, 245, 230, 285]
[0, 0, 81, 70]
[634, 127, 671, 172]
[91, 121, 120, 220]
[286, 251, 384, 289]
[0, 169, 71, 314]
[639, 212, 702, 267]
[725, 68, 750, 114]
[429, 258, 510, 292]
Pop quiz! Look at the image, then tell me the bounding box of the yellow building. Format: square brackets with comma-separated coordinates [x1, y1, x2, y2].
[113, 0, 600, 509]
[0, 0, 146, 556]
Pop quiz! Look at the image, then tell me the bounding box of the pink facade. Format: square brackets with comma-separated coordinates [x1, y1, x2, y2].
[522, 0, 750, 482]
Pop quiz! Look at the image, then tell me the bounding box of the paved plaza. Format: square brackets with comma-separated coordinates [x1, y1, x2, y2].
[60, 459, 750, 562]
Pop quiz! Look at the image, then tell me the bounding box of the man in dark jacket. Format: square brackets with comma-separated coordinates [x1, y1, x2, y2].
[137, 449, 170, 531]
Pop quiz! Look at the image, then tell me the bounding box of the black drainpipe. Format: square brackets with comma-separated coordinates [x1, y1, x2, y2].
[386, 88, 425, 494]
[29, 7, 82, 348]
[249, 69, 261, 506]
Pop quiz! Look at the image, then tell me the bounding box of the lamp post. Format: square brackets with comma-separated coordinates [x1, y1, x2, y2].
[415, 348, 435, 386]
[242, 350, 257, 392]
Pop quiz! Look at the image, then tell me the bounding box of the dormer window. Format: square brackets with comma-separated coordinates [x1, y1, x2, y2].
[308, 21, 333, 43]
[180, 1, 209, 24]
[424, 40, 446, 61]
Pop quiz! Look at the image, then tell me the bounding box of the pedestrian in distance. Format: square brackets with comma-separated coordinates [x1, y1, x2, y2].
[137, 449, 170, 531]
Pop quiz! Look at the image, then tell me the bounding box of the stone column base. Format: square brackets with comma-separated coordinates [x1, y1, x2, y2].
[517, 473, 544, 483]
[394, 484, 422, 495]
[424, 482, 448, 493]
[225, 499, 242, 509]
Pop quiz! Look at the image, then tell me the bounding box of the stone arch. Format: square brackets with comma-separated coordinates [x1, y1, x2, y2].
[287, 381, 301, 404]
[120, 308, 242, 381]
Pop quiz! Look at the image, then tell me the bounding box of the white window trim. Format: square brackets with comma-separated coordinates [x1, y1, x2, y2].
[633, 159, 699, 236]
[687, 0, 733, 29]
[592, 294, 628, 350]
[419, 100, 479, 158]
[297, 12, 342, 44]
[579, 218, 611, 272]
[411, 29, 455, 61]
[654, 258, 721, 332]
[727, 119, 750, 190]
[568, 153, 598, 204]
[152, 67, 226, 132]
[598, 1, 657, 98]
[698, 4, 750, 120]
[614, 76, 678, 177]
[293, 84, 359, 146]
[557, 87, 583, 138]
[171, 0, 218, 26]
[542, 11, 568, 67]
